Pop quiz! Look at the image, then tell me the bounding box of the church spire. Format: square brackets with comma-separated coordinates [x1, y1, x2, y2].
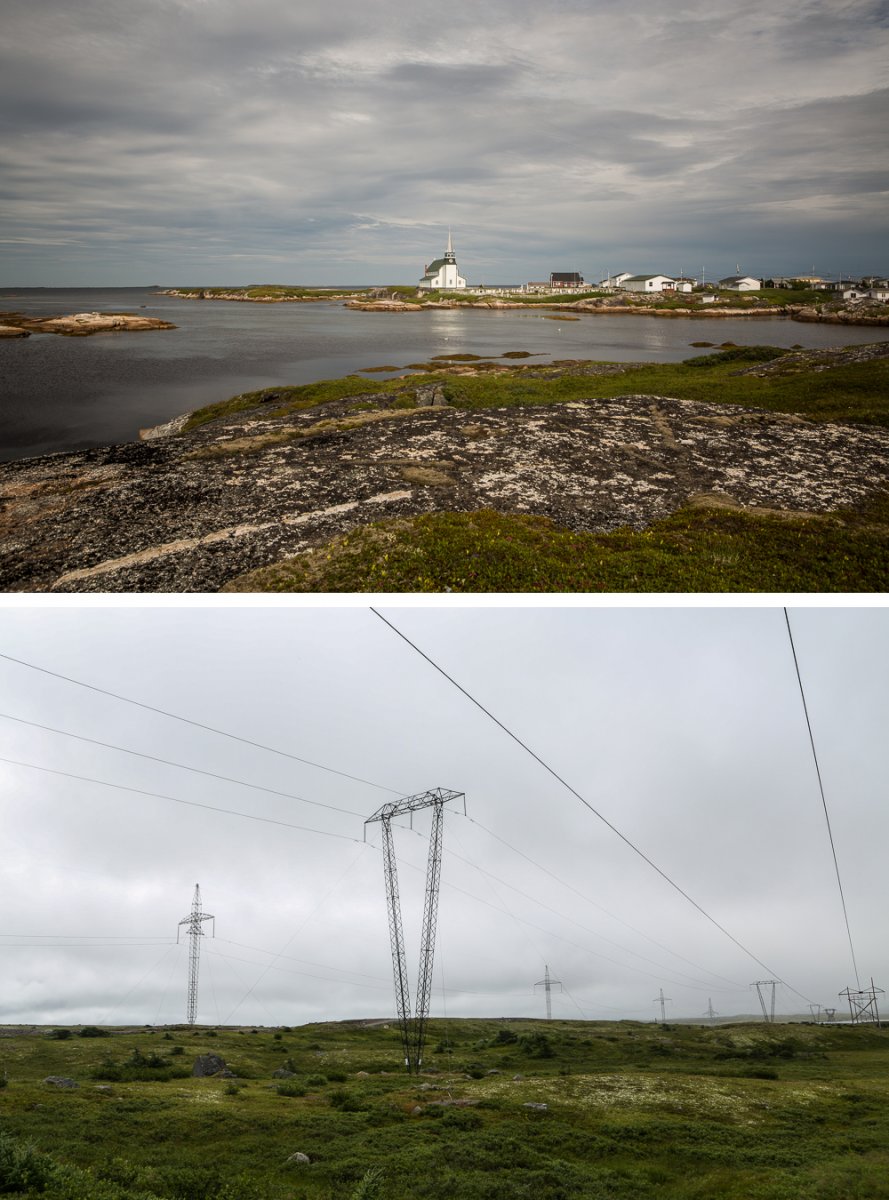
[445, 227, 455, 263]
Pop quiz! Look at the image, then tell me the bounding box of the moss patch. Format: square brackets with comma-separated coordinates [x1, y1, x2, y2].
[223, 492, 889, 593]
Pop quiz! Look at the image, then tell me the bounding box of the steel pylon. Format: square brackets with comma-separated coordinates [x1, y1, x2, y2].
[366, 788, 465, 1073]
[177, 883, 215, 1025]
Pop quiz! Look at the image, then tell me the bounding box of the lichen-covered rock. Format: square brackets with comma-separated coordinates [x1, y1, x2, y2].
[43, 1076, 78, 1088]
[1, 346, 887, 593]
[192, 1054, 227, 1077]
[285, 1152, 311, 1165]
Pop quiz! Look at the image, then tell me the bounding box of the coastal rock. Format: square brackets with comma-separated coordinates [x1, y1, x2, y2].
[1, 346, 887, 594]
[0, 312, 175, 337]
[0, 324, 30, 338]
[415, 384, 447, 407]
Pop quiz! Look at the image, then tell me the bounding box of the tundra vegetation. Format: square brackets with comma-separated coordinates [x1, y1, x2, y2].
[204, 345, 889, 593]
[1, 1019, 888, 1199]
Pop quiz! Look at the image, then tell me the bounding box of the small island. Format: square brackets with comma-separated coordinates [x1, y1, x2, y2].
[0, 311, 176, 337]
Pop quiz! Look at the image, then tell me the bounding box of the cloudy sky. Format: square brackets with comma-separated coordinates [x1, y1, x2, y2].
[2, 0, 887, 286]
[0, 603, 885, 1029]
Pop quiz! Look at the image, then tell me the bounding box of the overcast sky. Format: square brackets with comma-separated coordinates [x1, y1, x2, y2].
[0, 604, 885, 1029]
[2, 0, 887, 286]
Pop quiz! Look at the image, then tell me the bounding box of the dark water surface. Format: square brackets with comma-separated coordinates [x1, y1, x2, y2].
[1, 286, 887, 462]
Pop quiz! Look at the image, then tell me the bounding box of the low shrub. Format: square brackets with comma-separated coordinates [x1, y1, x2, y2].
[276, 1081, 307, 1097]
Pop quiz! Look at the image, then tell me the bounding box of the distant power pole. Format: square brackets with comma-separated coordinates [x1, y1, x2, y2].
[705, 998, 719, 1024]
[753, 980, 779, 1023]
[177, 883, 215, 1025]
[654, 988, 672, 1023]
[808, 1004, 822, 1023]
[534, 964, 563, 1019]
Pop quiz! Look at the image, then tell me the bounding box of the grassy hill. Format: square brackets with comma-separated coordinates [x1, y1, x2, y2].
[2, 1018, 888, 1199]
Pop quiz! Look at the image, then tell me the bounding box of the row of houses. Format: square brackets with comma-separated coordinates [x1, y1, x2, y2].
[527, 271, 761, 294]
[528, 271, 889, 300]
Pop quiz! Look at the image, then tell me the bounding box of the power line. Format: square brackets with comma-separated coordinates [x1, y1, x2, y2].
[370, 608, 815, 1005]
[441, 818, 744, 992]
[784, 608, 861, 989]
[0, 710, 367, 820]
[463, 814, 746, 989]
[382, 825, 740, 995]
[0, 754, 363, 844]
[0, 651, 402, 796]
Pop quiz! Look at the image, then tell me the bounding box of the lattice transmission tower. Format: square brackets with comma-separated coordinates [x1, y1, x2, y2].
[365, 788, 465, 1074]
[177, 883, 215, 1025]
[534, 965, 563, 1019]
[840, 980, 884, 1025]
[753, 979, 779, 1023]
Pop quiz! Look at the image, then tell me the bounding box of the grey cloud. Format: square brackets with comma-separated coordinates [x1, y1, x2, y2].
[0, 607, 886, 1026]
[1, 0, 887, 283]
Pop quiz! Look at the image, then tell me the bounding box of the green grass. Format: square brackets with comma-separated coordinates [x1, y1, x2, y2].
[182, 348, 889, 434]
[223, 494, 889, 593]
[2, 1020, 888, 1200]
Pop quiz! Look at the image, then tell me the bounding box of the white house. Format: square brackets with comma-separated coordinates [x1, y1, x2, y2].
[719, 276, 761, 291]
[598, 272, 632, 289]
[620, 274, 676, 293]
[672, 277, 695, 293]
[419, 231, 467, 290]
[868, 288, 889, 302]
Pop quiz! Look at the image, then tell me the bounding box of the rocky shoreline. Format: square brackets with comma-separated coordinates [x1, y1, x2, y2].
[1, 346, 887, 593]
[343, 297, 889, 325]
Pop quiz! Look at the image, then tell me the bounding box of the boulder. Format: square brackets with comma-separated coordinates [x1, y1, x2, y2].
[192, 1053, 227, 1077]
[43, 1076, 78, 1088]
[415, 384, 447, 407]
[285, 1152, 311, 1166]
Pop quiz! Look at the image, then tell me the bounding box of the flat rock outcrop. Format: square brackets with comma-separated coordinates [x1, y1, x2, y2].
[1, 353, 887, 593]
[0, 311, 175, 336]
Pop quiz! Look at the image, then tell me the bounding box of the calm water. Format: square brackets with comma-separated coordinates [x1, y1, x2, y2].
[1, 286, 887, 462]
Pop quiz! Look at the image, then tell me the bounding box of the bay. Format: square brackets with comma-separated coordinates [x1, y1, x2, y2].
[1, 285, 886, 463]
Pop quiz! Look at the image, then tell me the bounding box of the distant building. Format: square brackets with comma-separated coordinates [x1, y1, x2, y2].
[550, 272, 585, 289]
[867, 288, 889, 302]
[719, 275, 761, 291]
[598, 272, 632, 289]
[620, 274, 676, 293]
[672, 277, 696, 293]
[419, 231, 467, 290]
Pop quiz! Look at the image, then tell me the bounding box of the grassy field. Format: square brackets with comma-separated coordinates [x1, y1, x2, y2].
[2, 1019, 888, 1199]
[225, 496, 889, 594]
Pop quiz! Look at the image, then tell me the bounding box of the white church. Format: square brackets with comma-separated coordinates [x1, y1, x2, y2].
[418, 230, 467, 290]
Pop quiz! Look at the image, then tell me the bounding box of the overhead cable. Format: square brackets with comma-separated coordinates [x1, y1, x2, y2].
[784, 608, 861, 989]
[0, 754, 363, 844]
[370, 608, 815, 1005]
[0, 651, 402, 795]
[0, 710, 367, 819]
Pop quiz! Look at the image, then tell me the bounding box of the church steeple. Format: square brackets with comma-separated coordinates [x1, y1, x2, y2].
[444, 227, 456, 263]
